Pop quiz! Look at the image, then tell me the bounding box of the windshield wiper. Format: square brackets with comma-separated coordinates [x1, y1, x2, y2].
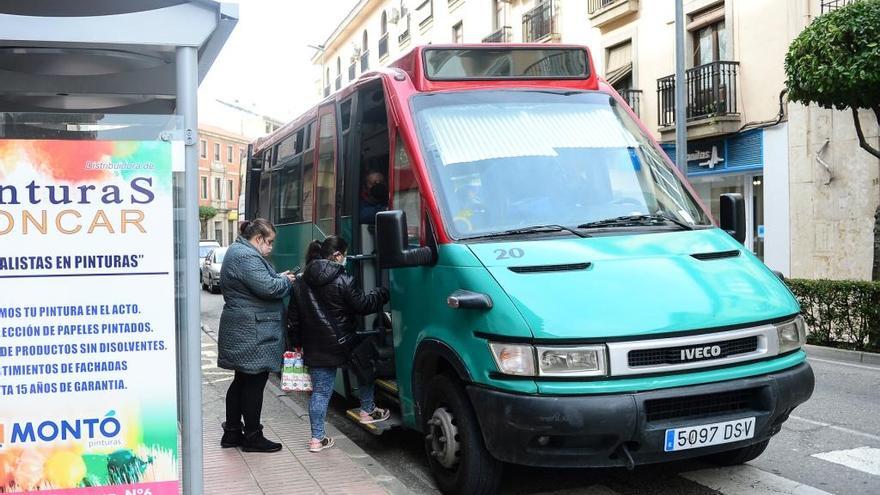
[578, 214, 693, 231]
[466, 224, 589, 240]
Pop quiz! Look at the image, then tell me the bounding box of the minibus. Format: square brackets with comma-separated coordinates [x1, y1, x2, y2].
[245, 45, 813, 494]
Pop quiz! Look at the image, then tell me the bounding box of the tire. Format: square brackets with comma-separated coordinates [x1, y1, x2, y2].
[201, 279, 208, 291]
[422, 374, 502, 495]
[706, 439, 770, 466]
[210, 279, 220, 294]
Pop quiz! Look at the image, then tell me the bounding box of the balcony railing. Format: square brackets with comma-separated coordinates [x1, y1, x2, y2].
[399, 29, 411, 43]
[483, 26, 512, 43]
[379, 33, 389, 59]
[588, 0, 620, 14]
[656, 61, 739, 127]
[335, 75, 341, 91]
[522, 0, 557, 43]
[618, 89, 642, 117]
[360, 51, 370, 72]
[348, 63, 356, 81]
[821, 0, 856, 13]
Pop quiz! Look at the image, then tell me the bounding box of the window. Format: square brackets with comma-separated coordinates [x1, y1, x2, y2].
[214, 177, 222, 200]
[452, 22, 463, 43]
[361, 30, 370, 72]
[214, 221, 223, 243]
[200, 140, 207, 158]
[689, 4, 728, 66]
[393, 133, 422, 246]
[227, 144, 233, 163]
[228, 220, 235, 245]
[381, 12, 388, 36]
[379, 12, 389, 59]
[200, 176, 207, 199]
[298, 121, 318, 223]
[606, 41, 633, 89]
[227, 179, 234, 201]
[493, 0, 505, 30]
[213, 142, 220, 161]
[418, 0, 434, 27]
[315, 112, 337, 234]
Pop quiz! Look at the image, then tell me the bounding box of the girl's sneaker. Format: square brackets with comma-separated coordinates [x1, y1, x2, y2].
[359, 407, 391, 424]
[308, 436, 334, 453]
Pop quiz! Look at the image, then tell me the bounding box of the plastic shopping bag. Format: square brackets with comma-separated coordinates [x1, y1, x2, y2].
[281, 350, 312, 392]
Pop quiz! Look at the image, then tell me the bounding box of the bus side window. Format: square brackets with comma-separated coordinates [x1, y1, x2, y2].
[392, 133, 422, 246]
[257, 150, 272, 219]
[316, 111, 337, 234]
[302, 121, 316, 222]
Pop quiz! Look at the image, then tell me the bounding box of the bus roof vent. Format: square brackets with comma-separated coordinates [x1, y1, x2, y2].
[691, 250, 741, 261]
[508, 262, 591, 274]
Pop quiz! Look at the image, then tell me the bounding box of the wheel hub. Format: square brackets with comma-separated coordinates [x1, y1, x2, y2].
[426, 406, 460, 469]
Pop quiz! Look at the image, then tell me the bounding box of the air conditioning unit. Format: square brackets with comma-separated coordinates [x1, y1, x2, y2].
[350, 43, 362, 59]
[389, 7, 400, 24]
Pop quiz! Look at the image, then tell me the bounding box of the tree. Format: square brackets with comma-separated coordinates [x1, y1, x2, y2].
[199, 206, 217, 237]
[785, 0, 880, 280]
[785, 0, 880, 158]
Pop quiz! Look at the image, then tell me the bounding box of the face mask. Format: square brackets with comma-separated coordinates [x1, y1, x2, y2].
[369, 182, 388, 202]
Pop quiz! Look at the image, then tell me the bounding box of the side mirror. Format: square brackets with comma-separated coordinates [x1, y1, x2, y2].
[376, 210, 433, 269]
[719, 193, 746, 243]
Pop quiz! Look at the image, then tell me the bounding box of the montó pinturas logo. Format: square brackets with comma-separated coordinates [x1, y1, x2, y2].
[0, 410, 122, 450]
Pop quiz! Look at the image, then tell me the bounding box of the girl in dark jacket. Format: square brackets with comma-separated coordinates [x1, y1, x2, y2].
[287, 236, 390, 452]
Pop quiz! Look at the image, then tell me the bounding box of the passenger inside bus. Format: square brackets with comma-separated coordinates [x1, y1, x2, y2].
[359, 170, 388, 224]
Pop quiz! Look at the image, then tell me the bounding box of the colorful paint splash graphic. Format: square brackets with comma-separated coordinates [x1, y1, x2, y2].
[0, 140, 171, 188]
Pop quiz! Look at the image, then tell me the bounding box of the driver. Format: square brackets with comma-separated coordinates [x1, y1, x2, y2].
[359, 171, 389, 224]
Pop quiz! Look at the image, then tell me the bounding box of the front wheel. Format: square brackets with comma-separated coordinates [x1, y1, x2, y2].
[423, 374, 502, 494]
[705, 439, 770, 466]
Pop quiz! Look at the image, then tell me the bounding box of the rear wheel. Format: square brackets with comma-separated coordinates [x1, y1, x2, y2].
[422, 374, 502, 494]
[705, 439, 770, 466]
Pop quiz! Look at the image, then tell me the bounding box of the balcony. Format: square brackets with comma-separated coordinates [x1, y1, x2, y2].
[588, 0, 639, 28]
[821, 0, 856, 14]
[399, 29, 411, 44]
[522, 1, 558, 43]
[618, 89, 642, 117]
[348, 63, 356, 81]
[360, 51, 370, 72]
[379, 33, 389, 60]
[483, 26, 512, 43]
[335, 75, 341, 91]
[656, 61, 741, 140]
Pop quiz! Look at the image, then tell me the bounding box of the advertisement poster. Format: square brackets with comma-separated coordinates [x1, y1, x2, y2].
[0, 140, 178, 494]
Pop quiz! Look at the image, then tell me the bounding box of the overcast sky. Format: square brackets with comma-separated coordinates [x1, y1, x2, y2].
[199, 0, 359, 122]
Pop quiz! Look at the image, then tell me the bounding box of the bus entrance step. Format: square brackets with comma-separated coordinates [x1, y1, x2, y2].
[375, 378, 398, 396]
[345, 408, 402, 436]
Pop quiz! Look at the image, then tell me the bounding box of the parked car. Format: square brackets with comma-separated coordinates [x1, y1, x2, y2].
[199, 240, 220, 271]
[201, 247, 227, 294]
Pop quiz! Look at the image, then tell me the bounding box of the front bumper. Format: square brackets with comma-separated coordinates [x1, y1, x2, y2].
[467, 362, 814, 468]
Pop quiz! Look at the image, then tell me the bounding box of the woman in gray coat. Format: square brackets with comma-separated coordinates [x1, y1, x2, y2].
[217, 218, 295, 453]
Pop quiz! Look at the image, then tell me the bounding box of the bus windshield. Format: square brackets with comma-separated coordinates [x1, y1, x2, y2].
[410, 90, 711, 240]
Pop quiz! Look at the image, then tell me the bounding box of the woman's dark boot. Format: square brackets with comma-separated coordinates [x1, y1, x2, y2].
[220, 421, 244, 448]
[241, 425, 282, 453]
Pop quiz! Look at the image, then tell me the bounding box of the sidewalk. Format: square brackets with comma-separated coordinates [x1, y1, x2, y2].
[199, 325, 407, 495]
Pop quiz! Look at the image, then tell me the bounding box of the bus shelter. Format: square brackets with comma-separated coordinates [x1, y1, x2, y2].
[0, 2, 237, 493]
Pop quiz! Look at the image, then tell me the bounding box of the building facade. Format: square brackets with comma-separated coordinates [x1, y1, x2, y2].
[313, 0, 879, 280]
[198, 124, 250, 245]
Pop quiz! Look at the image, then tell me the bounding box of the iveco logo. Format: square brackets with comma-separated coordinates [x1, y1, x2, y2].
[681, 345, 722, 361]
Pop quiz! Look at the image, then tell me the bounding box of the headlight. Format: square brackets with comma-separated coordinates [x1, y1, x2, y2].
[488, 343, 535, 376]
[536, 345, 607, 377]
[776, 315, 807, 353]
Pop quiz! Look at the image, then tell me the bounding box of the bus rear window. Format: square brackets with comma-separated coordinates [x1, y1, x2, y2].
[423, 48, 589, 80]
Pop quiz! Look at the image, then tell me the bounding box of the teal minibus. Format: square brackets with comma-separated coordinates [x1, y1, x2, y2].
[245, 45, 813, 494]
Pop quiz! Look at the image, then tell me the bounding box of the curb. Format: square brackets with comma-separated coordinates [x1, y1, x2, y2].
[805, 344, 880, 366]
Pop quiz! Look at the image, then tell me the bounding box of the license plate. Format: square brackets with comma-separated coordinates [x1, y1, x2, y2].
[664, 417, 755, 452]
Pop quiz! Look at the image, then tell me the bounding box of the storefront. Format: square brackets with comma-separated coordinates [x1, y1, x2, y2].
[662, 127, 788, 266]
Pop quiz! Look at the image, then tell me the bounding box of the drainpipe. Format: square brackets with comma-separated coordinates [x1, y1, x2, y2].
[674, 0, 687, 175]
